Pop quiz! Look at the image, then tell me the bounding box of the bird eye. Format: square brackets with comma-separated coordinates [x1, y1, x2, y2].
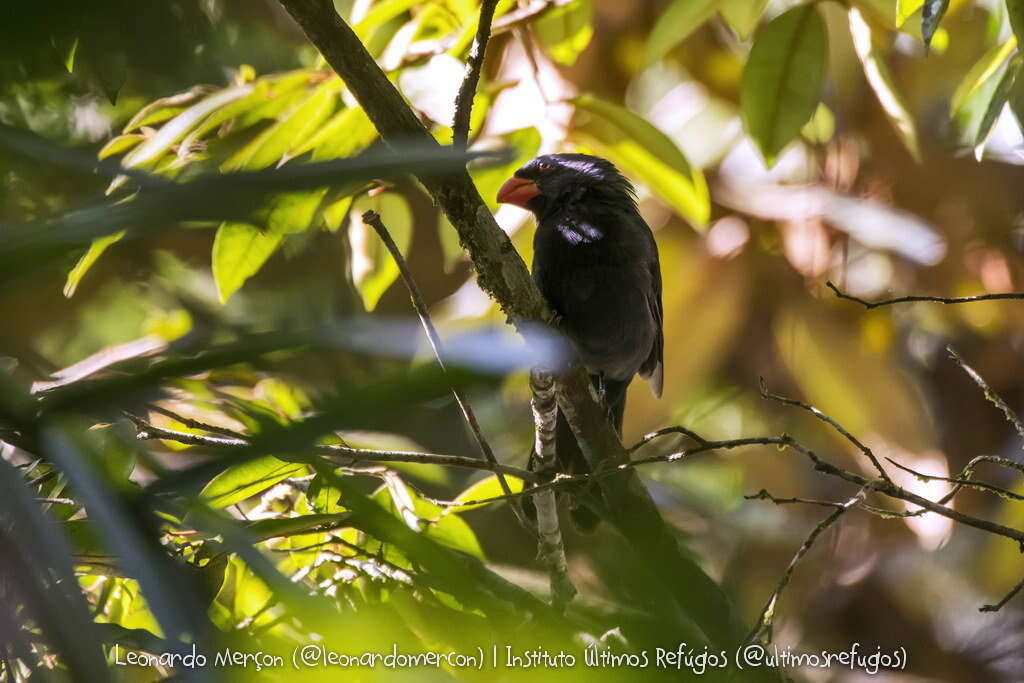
[536, 161, 552, 172]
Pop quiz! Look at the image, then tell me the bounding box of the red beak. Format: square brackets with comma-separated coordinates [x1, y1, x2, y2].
[496, 176, 540, 208]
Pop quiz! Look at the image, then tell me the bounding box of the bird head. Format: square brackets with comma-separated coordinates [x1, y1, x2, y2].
[496, 153, 636, 217]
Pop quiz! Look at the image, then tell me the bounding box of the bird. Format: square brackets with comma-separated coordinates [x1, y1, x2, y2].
[497, 153, 663, 528]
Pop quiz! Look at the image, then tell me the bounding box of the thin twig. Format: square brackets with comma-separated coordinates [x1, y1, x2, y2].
[452, 0, 499, 148]
[127, 410, 1024, 548]
[146, 404, 248, 439]
[759, 377, 890, 481]
[361, 210, 533, 531]
[747, 489, 865, 644]
[124, 412, 538, 482]
[744, 489, 849, 509]
[826, 280, 1024, 308]
[980, 576, 1024, 612]
[885, 457, 1024, 502]
[626, 425, 707, 454]
[947, 345, 1024, 443]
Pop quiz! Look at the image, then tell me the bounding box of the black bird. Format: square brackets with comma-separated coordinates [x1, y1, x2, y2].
[497, 153, 663, 525]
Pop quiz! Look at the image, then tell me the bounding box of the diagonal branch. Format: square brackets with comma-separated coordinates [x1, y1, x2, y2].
[826, 280, 1024, 308]
[947, 345, 1024, 443]
[361, 210, 532, 532]
[747, 489, 865, 644]
[452, 0, 499, 148]
[276, 0, 750, 650]
[759, 377, 890, 481]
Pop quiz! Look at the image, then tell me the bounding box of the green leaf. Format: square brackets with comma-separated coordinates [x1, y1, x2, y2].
[535, 0, 594, 66]
[645, 0, 720, 66]
[212, 222, 284, 303]
[951, 38, 1018, 115]
[719, 0, 769, 40]
[349, 193, 412, 311]
[63, 231, 125, 298]
[353, 0, 421, 39]
[293, 105, 378, 161]
[1009, 0, 1024, 48]
[222, 81, 341, 171]
[740, 4, 828, 167]
[801, 103, 836, 144]
[897, 0, 924, 26]
[97, 134, 145, 160]
[570, 94, 710, 229]
[120, 85, 254, 172]
[921, 0, 950, 49]
[450, 475, 525, 511]
[976, 56, 1021, 159]
[200, 455, 308, 508]
[849, 7, 921, 162]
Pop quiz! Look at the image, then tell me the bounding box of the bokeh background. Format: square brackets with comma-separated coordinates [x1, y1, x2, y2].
[3, 0, 1024, 681]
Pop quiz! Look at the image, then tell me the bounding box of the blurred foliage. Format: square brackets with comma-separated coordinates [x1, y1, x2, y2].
[4, 0, 1024, 681]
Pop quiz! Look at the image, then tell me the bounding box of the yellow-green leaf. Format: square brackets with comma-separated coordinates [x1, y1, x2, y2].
[212, 222, 284, 303]
[645, 0, 720, 66]
[222, 81, 341, 171]
[951, 38, 1018, 115]
[741, 4, 828, 167]
[200, 456, 307, 508]
[975, 56, 1021, 159]
[849, 7, 921, 161]
[450, 475, 525, 511]
[720, 0, 768, 40]
[535, 0, 594, 66]
[571, 94, 710, 229]
[64, 231, 125, 298]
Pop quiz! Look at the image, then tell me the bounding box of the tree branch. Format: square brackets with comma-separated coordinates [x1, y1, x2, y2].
[276, 0, 749, 649]
[452, 0, 499, 148]
[529, 369, 576, 610]
[980, 576, 1024, 612]
[361, 210, 532, 531]
[759, 377, 891, 481]
[124, 413, 538, 482]
[947, 345, 1024, 443]
[826, 280, 1024, 308]
[747, 489, 865, 644]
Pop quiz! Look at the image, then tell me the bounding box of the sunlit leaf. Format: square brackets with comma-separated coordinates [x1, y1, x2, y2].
[292, 105, 378, 161]
[120, 85, 254, 173]
[212, 222, 284, 303]
[64, 231, 124, 297]
[97, 134, 145, 160]
[975, 56, 1021, 159]
[200, 455, 308, 508]
[353, 0, 420, 40]
[849, 7, 921, 162]
[644, 0, 720, 66]
[348, 192, 412, 311]
[719, 0, 769, 40]
[535, 0, 594, 66]
[801, 103, 836, 144]
[741, 4, 827, 167]
[450, 474, 525, 511]
[570, 94, 710, 229]
[897, 0, 924, 26]
[921, 0, 949, 48]
[951, 38, 1017, 115]
[222, 81, 341, 171]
